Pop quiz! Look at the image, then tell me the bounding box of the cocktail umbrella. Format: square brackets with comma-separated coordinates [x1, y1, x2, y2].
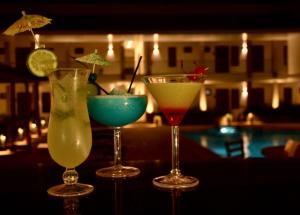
[75, 49, 110, 73]
[2, 10, 51, 47]
[76, 49, 110, 95]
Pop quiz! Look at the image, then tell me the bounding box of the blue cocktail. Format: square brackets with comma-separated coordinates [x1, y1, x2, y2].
[88, 94, 147, 178]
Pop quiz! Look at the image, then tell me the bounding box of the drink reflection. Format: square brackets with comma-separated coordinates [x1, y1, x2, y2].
[171, 189, 181, 215]
[114, 179, 123, 215]
[155, 185, 198, 215]
[64, 198, 80, 215]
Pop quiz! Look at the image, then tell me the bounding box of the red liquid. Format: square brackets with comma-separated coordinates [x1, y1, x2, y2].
[160, 108, 188, 126]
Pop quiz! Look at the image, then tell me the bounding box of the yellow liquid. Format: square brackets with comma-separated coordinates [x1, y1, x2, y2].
[146, 82, 201, 109]
[47, 74, 92, 168]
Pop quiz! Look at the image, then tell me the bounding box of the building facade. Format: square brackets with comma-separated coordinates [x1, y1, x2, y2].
[0, 32, 300, 123]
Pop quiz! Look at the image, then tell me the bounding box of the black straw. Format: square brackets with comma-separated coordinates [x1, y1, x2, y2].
[95, 82, 109, 95]
[127, 56, 142, 93]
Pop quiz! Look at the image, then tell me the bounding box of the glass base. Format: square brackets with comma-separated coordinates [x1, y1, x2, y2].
[96, 165, 140, 178]
[153, 173, 199, 190]
[47, 183, 94, 198]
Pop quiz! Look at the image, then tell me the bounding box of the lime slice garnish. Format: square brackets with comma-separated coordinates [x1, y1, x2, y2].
[27, 48, 58, 77]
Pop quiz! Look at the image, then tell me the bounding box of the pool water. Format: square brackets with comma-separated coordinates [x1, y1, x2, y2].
[183, 126, 300, 158]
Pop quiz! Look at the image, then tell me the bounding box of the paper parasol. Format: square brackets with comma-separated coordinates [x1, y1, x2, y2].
[3, 11, 51, 46]
[75, 49, 110, 73]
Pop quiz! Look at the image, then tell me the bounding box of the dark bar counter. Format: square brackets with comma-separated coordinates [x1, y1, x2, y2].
[2, 151, 300, 214]
[1, 127, 300, 214]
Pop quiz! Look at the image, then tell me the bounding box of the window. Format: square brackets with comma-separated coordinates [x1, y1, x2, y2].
[15, 47, 31, 69]
[215, 46, 229, 73]
[250, 45, 264, 72]
[231, 89, 240, 109]
[183, 46, 192, 53]
[231, 46, 239, 66]
[0, 48, 5, 55]
[168, 47, 177, 67]
[42, 92, 50, 113]
[283, 88, 292, 106]
[17, 92, 32, 117]
[249, 88, 264, 108]
[74, 47, 84, 54]
[215, 89, 230, 112]
[204, 46, 211, 53]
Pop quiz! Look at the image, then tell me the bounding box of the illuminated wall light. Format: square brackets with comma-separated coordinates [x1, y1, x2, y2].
[241, 42, 248, 56]
[242, 32, 248, 41]
[126, 40, 133, 49]
[246, 112, 255, 124]
[107, 47, 114, 59]
[199, 85, 207, 111]
[272, 83, 280, 109]
[152, 46, 160, 57]
[30, 122, 37, 133]
[241, 33, 248, 57]
[107, 34, 113, 42]
[34, 34, 40, 49]
[134, 84, 146, 95]
[146, 99, 154, 114]
[107, 34, 115, 60]
[240, 82, 248, 107]
[152, 33, 161, 59]
[17, 127, 24, 139]
[40, 119, 46, 127]
[153, 33, 159, 41]
[241, 85, 248, 97]
[0, 134, 6, 146]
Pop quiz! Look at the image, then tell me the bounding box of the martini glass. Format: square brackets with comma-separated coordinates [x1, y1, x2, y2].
[143, 74, 206, 189]
[47, 68, 94, 197]
[88, 94, 147, 178]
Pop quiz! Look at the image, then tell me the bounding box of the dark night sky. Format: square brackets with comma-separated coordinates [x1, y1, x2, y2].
[0, 1, 300, 33]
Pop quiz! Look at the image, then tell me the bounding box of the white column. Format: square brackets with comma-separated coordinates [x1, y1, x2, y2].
[134, 35, 145, 75]
[288, 33, 300, 75]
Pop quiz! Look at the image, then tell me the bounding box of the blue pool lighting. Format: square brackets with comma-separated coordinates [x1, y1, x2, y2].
[183, 127, 300, 157]
[219, 126, 237, 135]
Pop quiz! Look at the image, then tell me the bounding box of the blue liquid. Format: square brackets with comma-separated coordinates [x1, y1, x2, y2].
[88, 95, 147, 127]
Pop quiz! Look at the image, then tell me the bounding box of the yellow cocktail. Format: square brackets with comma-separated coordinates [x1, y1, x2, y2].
[47, 68, 94, 197]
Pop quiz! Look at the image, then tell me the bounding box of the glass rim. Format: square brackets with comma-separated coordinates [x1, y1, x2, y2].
[142, 73, 206, 78]
[88, 94, 147, 98]
[53, 67, 91, 72]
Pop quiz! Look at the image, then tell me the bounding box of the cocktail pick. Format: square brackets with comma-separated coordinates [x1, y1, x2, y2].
[88, 73, 109, 95]
[127, 56, 142, 93]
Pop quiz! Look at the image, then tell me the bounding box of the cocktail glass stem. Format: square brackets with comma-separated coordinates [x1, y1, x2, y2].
[171, 126, 181, 176]
[152, 124, 199, 189]
[63, 168, 78, 185]
[96, 127, 140, 178]
[114, 127, 122, 168]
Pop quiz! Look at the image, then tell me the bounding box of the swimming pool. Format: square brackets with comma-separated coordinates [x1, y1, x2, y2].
[183, 126, 300, 158]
